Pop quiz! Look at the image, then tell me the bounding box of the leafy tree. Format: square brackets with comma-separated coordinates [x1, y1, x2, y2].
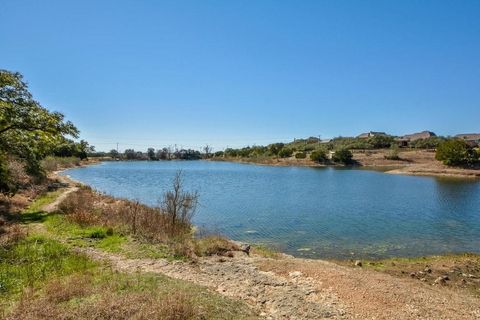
[268, 143, 285, 156]
[278, 148, 293, 158]
[147, 148, 156, 160]
[224, 148, 238, 157]
[124, 149, 136, 160]
[0, 70, 79, 190]
[214, 151, 224, 157]
[367, 135, 394, 149]
[410, 137, 446, 149]
[435, 139, 479, 166]
[0, 151, 14, 194]
[109, 149, 119, 158]
[332, 148, 353, 164]
[310, 150, 327, 163]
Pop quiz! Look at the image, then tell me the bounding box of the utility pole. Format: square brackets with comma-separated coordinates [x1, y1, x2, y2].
[116, 142, 119, 160]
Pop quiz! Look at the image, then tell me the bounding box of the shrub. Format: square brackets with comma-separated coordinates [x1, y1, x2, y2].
[310, 150, 327, 163]
[295, 152, 306, 159]
[278, 148, 293, 158]
[367, 135, 395, 148]
[332, 148, 353, 164]
[161, 172, 198, 236]
[410, 137, 446, 149]
[194, 236, 239, 256]
[435, 139, 479, 166]
[384, 145, 400, 160]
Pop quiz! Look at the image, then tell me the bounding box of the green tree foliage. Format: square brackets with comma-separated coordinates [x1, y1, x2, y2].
[435, 139, 479, 166]
[367, 135, 394, 148]
[268, 143, 285, 156]
[410, 137, 446, 149]
[0, 70, 80, 193]
[124, 149, 136, 160]
[295, 152, 306, 159]
[310, 150, 327, 163]
[332, 148, 353, 164]
[278, 148, 293, 158]
[109, 149, 119, 158]
[147, 148, 156, 160]
[0, 151, 15, 194]
[53, 139, 92, 160]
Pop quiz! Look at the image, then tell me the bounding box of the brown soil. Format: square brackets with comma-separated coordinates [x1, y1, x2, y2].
[258, 258, 480, 320]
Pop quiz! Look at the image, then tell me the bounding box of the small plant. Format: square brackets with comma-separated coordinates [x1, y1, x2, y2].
[384, 145, 401, 160]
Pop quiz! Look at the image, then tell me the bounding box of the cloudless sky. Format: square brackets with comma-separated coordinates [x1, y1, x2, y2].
[1, 0, 479, 151]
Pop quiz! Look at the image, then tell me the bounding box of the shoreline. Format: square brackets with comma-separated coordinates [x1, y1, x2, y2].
[209, 154, 480, 179]
[54, 165, 479, 261]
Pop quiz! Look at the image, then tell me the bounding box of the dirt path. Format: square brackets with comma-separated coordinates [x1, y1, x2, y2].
[76, 247, 347, 319]
[74, 247, 480, 320]
[258, 259, 480, 320]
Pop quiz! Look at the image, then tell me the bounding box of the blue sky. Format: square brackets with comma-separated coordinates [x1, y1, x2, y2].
[1, 1, 479, 152]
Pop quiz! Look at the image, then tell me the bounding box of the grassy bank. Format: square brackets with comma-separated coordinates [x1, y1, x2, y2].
[0, 188, 258, 319]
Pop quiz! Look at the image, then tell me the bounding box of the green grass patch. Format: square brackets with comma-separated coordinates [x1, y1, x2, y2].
[0, 236, 95, 300]
[251, 244, 281, 259]
[20, 190, 63, 224]
[95, 234, 126, 253]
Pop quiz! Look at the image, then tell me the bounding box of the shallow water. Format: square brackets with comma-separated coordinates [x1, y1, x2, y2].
[63, 161, 480, 259]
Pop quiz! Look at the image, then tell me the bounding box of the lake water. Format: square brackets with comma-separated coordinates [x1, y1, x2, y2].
[63, 161, 480, 259]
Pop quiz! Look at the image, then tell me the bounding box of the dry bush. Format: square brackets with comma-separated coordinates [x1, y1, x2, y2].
[59, 187, 99, 226]
[59, 188, 95, 216]
[7, 158, 33, 189]
[161, 171, 198, 236]
[195, 235, 240, 257]
[0, 223, 25, 248]
[66, 210, 98, 226]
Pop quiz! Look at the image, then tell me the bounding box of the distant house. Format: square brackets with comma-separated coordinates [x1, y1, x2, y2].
[455, 133, 480, 147]
[357, 131, 387, 139]
[401, 131, 436, 142]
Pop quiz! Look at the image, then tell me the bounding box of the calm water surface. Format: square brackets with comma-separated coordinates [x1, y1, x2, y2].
[63, 161, 480, 259]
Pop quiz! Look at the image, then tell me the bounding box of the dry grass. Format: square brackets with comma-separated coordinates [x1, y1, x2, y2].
[59, 187, 188, 240]
[8, 285, 199, 320]
[194, 235, 240, 257]
[4, 269, 257, 320]
[54, 187, 244, 260]
[0, 224, 25, 248]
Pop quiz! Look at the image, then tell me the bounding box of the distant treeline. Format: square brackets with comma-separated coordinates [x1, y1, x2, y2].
[213, 135, 447, 160]
[90, 147, 204, 161]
